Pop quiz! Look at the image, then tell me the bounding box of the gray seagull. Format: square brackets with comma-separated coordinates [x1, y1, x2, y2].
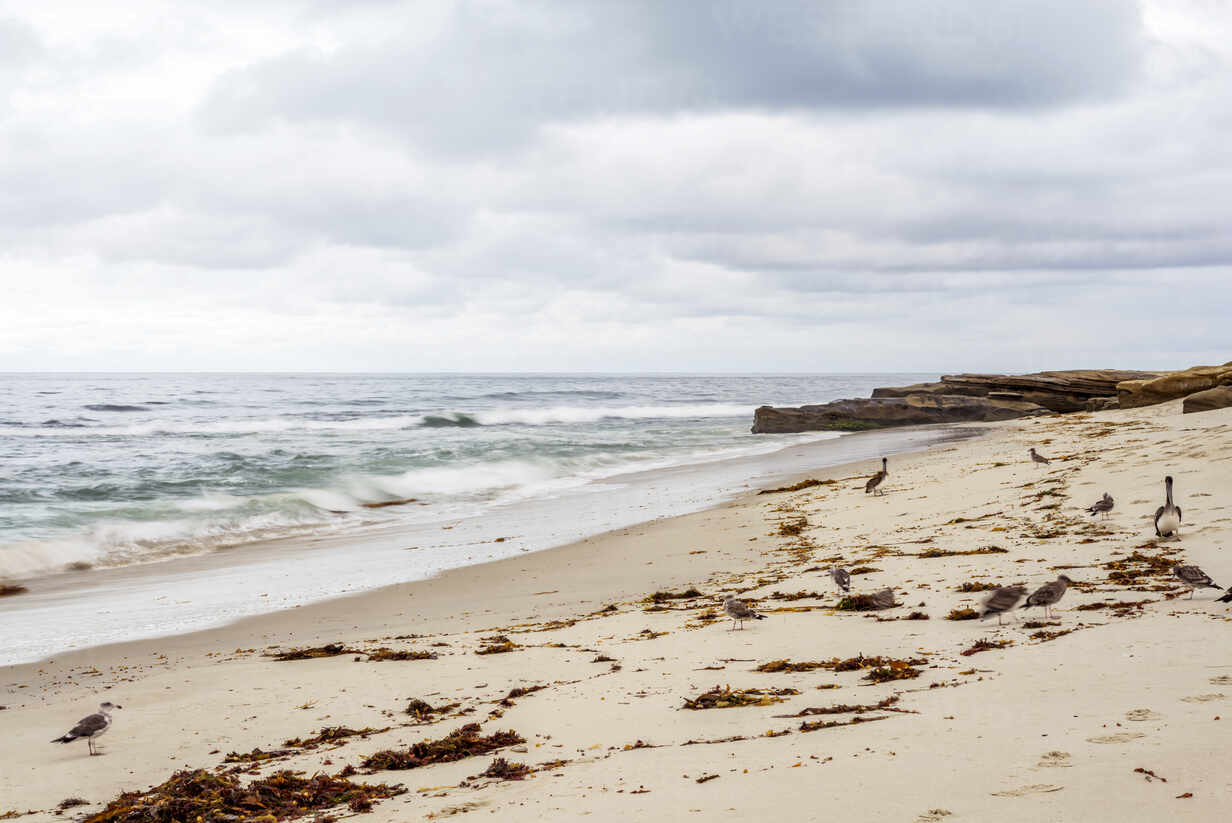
[980, 585, 1026, 625]
[722, 595, 766, 631]
[52, 701, 122, 756]
[829, 567, 851, 594]
[1021, 575, 1073, 619]
[1086, 492, 1114, 518]
[1173, 565, 1220, 598]
[1028, 448, 1051, 467]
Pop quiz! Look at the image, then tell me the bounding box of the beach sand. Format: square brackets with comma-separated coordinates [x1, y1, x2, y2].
[4, 400, 1231, 821]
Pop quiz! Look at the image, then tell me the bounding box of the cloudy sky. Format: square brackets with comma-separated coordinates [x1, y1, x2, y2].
[1, 0, 1229, 372]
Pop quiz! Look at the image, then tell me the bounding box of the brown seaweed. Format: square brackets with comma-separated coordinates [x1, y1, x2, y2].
[0, 584, 29, 597]
[267, 643, 360, 661]
[755, 659, 827, 673]
[404, 698, 461, 721]
[81, 769, 403, 823]
[945, 608, 980, 621]
[364, 648, 437, 662]
[918, 547, 1008, 559]
[475, 758, 531, 781]
[474, 635, 519, 655]
[960, 639, 1012, 656]
[862, 662, 922, 683]
[758, 478, 835, 494]
[360, 723, 524, 771]
[681, 685, 799, 710]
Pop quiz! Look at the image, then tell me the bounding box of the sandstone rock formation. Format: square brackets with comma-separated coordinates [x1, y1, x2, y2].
[873, 370, 1162, 413]
[1117, 362, 1232, 409]
[1182, 385, 1232, 414]
[751, 395, 1048, 434]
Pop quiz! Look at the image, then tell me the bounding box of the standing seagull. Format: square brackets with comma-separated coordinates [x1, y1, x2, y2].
[1086, 492, 1114, 519]
[828, 567, 851, 594]
[980, 585, 1026, 625]
[722, 595, 766, 631]
[1021, 575, 1073, 619]
[52, 702, 121, 756]
[1028, 448, 1051, 467]
[865, 457, 888, 496]
[1172, 565, 1220, 598]
[1154, 475, 1183, 538]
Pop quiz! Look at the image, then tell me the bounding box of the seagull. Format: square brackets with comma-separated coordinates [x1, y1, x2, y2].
[1021, 575, 1073, 619]
[867, 588, 897, 609]
[1154, 475, 1183, 538]
[1217, 587, 1232, 604]
[1086, 492, 1114, 519]
[52, 702, 121, 756]
[828, 567, 851, 594]
[1028, 448, 1051, 467]
[979, 585, 1026, 625]
[865, 457, 888, 496]
[722, 595, 766, 631]
[1172, 565, 1220, 598]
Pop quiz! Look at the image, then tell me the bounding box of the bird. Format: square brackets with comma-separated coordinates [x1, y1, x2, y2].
[979, 585, 1026, 625]
[867, 588, 897, 609]
[865, 457, 888, 496]
[52, 702, 121, 756]
[1217, 587, 1232, 604]
[1028, 447, 1051, 467]
[1086, 492, 1114, 519]
[1172, 565, 1220, 598]
[1154, 475, 1183, 538]
[722, 595, 766, 631]
[828, 567, 851, 594]
[1021, 575, 1073, 619]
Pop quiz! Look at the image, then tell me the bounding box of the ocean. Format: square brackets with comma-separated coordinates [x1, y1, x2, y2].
[0, 372, 961, 663]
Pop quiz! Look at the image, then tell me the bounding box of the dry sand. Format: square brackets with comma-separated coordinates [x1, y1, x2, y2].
[4, 400, 1232, 821]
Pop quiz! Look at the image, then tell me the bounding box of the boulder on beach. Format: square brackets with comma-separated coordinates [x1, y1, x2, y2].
[751, 395, 1048, 434]
[873, 370, 1162, 413]
[1118, 362, 1232, 409]
[1182, 385, 1232, 414]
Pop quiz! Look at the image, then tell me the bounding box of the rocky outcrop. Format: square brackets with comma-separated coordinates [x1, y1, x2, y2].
[1117, 362, 1232, 409]
[751, 395, 1048, 434]
[1182, 385, 1232, 414]
[873, 370, 1162, 413]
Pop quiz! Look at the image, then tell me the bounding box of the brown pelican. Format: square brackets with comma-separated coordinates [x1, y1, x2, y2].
[1153, 476, 1182, 538]
[865, 457, 888, 496]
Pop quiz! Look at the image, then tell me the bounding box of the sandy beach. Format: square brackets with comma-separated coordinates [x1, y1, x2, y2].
[4, 399, 1231, 821]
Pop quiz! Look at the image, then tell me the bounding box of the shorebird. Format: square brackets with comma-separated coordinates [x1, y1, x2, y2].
[52, 702, 121, 756]
[1172, 565, 1220, 598]
[828, 567, 851, 594]
[867, 588, 896, 609]
[1217, 587, 1232, 604]
[979, 585, 1026, 625]
[722, 595, 766, 631]
[1028, 448, 1051, 467]
[1154, 475, 1183, 538]
[1086, 492, 1114, 519]
[1021, 575, 1072, 619]
[865, 457, 888, 496]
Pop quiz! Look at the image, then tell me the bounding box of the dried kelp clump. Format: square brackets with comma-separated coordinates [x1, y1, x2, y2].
[81, 769, 403, 823]
[1031, 628, 1075, 642]
[404, 698, 461, 721]
[0, 584, 29, 597]
[267, 643, 359, 661]
[475, 758, 531, 781]
[960, 639, 1012, 656]
[862, 662, 922, 683]
[800, 715, 891, 733]
[829, 654, 926, 672]
[945, 608, 979, 621]
[1104, 552, 1178, 586]
[361, 724, 524, 771]
[682, 686, 800, 710]
[777, 517, 808, 536]
[918, 547, 1008, 559]
[474, 635, 519, 655]
[644, 588, 704, 604]
[836, 591, 896, 611]
[364, 648, 437, 662]
[755, 659, 827, 673]
[284, 727, 389, 750]
[784, 695, 903, 717]
[758, 478, 834, 494]
[956, 582, 1000, 593]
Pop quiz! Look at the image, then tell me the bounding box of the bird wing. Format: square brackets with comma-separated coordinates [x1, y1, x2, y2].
[1154, 505, 1165, 533]
[727, 600, 753, 618]
[1178, 566, 1212, 586]
[66, 713, 108, 738]
[1176, 506, 1182, 522]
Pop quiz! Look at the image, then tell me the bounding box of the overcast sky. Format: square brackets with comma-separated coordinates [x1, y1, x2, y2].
[1, 0, 1229, 373]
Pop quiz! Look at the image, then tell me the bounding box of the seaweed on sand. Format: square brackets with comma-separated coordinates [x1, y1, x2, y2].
[955, 582, 1000, 593]
[81, 769, 403, 823]
[862, 662, 922, 683]
[644, 588, 704, 604]
[758, 478, 835, 494]
[960, 639, 1012, 656]
[755, 659, 827, 673]
[800, 715, 892, 733]
[364, 648, 437, 662]
[360, 724, 524, 771]
[779, 695, 905, 717]
[474, 635, 519, 655]
[681, 686, 799, 710]
[945, 608, 980, 621]
[0, 584, 28, 597]
[836, 593, 895, 611]
[1104, 552, 1177, 585]
[829, 654, 926, 672]
[267, 643, 359, 661]
[776, 517, 808, 537]
[917, 547, 1008, 559]
[404, 698, 461, 721]
[474, 758, 531, 781]
[283, 727, 389, 749]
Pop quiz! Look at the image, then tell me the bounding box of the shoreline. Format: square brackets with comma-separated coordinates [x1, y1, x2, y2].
[5, 401, 1231, 821]
[0, 422, 982, 666]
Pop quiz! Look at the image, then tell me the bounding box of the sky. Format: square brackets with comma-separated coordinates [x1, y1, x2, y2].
[1, 0, 1230, 373]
